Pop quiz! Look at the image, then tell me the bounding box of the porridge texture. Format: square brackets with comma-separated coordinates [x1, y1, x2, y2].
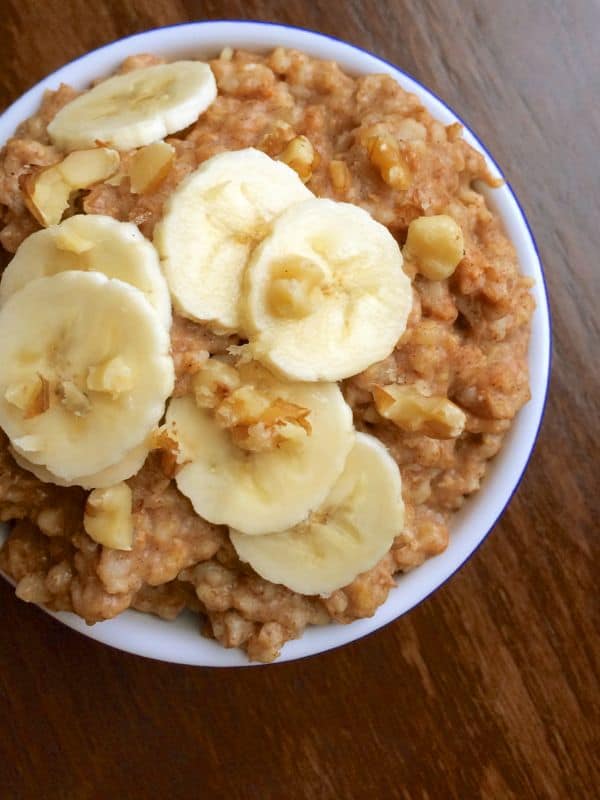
[0, 48, 533, 661]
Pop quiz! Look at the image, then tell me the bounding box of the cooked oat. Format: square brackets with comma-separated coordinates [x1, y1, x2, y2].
[0, 48, 533, 660]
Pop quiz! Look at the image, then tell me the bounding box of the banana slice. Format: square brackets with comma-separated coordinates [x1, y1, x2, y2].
[0, 215, 171, 328]
[48, 61, 217, 151]
[10, 441, 148, 490]
[0, 272, 174, 481]
[230, 432, 405, 596]
[154, 148, 313, 332]
[243, 198, 412, 381]
[167, 362, 354, 535]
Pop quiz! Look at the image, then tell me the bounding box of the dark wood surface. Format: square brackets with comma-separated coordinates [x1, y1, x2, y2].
[1, 2, 598, 798]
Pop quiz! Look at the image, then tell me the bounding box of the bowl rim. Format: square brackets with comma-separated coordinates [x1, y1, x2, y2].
[0, 19, 552, 667]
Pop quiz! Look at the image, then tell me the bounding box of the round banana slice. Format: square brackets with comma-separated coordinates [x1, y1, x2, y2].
[154, 148, 313, 332]
[10, 440, 148, 489]
[230, 432, 405, 596]
[0, 215, 172, 328]
[48, 61, 217, 151]
[243, 198, 412, 381]
[167, 363, 354, 535]
[0, 272, 174, 481]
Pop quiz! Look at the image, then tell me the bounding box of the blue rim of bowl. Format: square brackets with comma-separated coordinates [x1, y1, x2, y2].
[0, 19, 552, 666]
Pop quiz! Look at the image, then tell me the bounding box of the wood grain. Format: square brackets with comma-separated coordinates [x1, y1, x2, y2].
[0, 1, 598, 798]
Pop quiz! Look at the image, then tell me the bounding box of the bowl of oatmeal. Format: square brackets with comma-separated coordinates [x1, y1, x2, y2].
[0, 21, 550, 666]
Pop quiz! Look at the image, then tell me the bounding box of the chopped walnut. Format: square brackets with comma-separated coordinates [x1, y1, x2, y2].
[329, 159, 352, 192]
[259, 120, 296, 157]
[150, 424, 183, 478]
[373, 384, 466, 439]
[277, 135, 318, 183]
[22, 147, 119, 227]
[192, 358, 240, 409]
[214, 385, 312, 452]
[365, 132, 411, 190]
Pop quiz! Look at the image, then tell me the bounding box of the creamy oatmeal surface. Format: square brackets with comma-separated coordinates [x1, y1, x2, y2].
[0, 48, 533, 661]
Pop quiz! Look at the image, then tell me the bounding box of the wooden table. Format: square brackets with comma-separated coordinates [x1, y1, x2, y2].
[1, 2, 598, 798]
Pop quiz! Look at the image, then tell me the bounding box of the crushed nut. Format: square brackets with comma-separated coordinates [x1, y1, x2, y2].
[259, 120, 296, 157]
[215, 385, 270, 426]
[255, 398, 312, 433]
[366, 133, 411, 190]
[373, 384, 466, 439]
[329, 159, 352, 193]
[150, 424, 183, 478]
[192, 359, 241, 409]
[277, 135, 317, 183]
[21, 168, 68, 228]
[58, 147, 120, 186]
[22, 147, 119, 227]
[215, 385, 312, 452]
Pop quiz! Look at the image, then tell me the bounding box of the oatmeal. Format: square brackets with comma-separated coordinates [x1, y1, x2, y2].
[0, 47, 533, 661]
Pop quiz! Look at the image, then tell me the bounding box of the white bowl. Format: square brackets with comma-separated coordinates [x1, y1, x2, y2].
[0, 20, 551, 666]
